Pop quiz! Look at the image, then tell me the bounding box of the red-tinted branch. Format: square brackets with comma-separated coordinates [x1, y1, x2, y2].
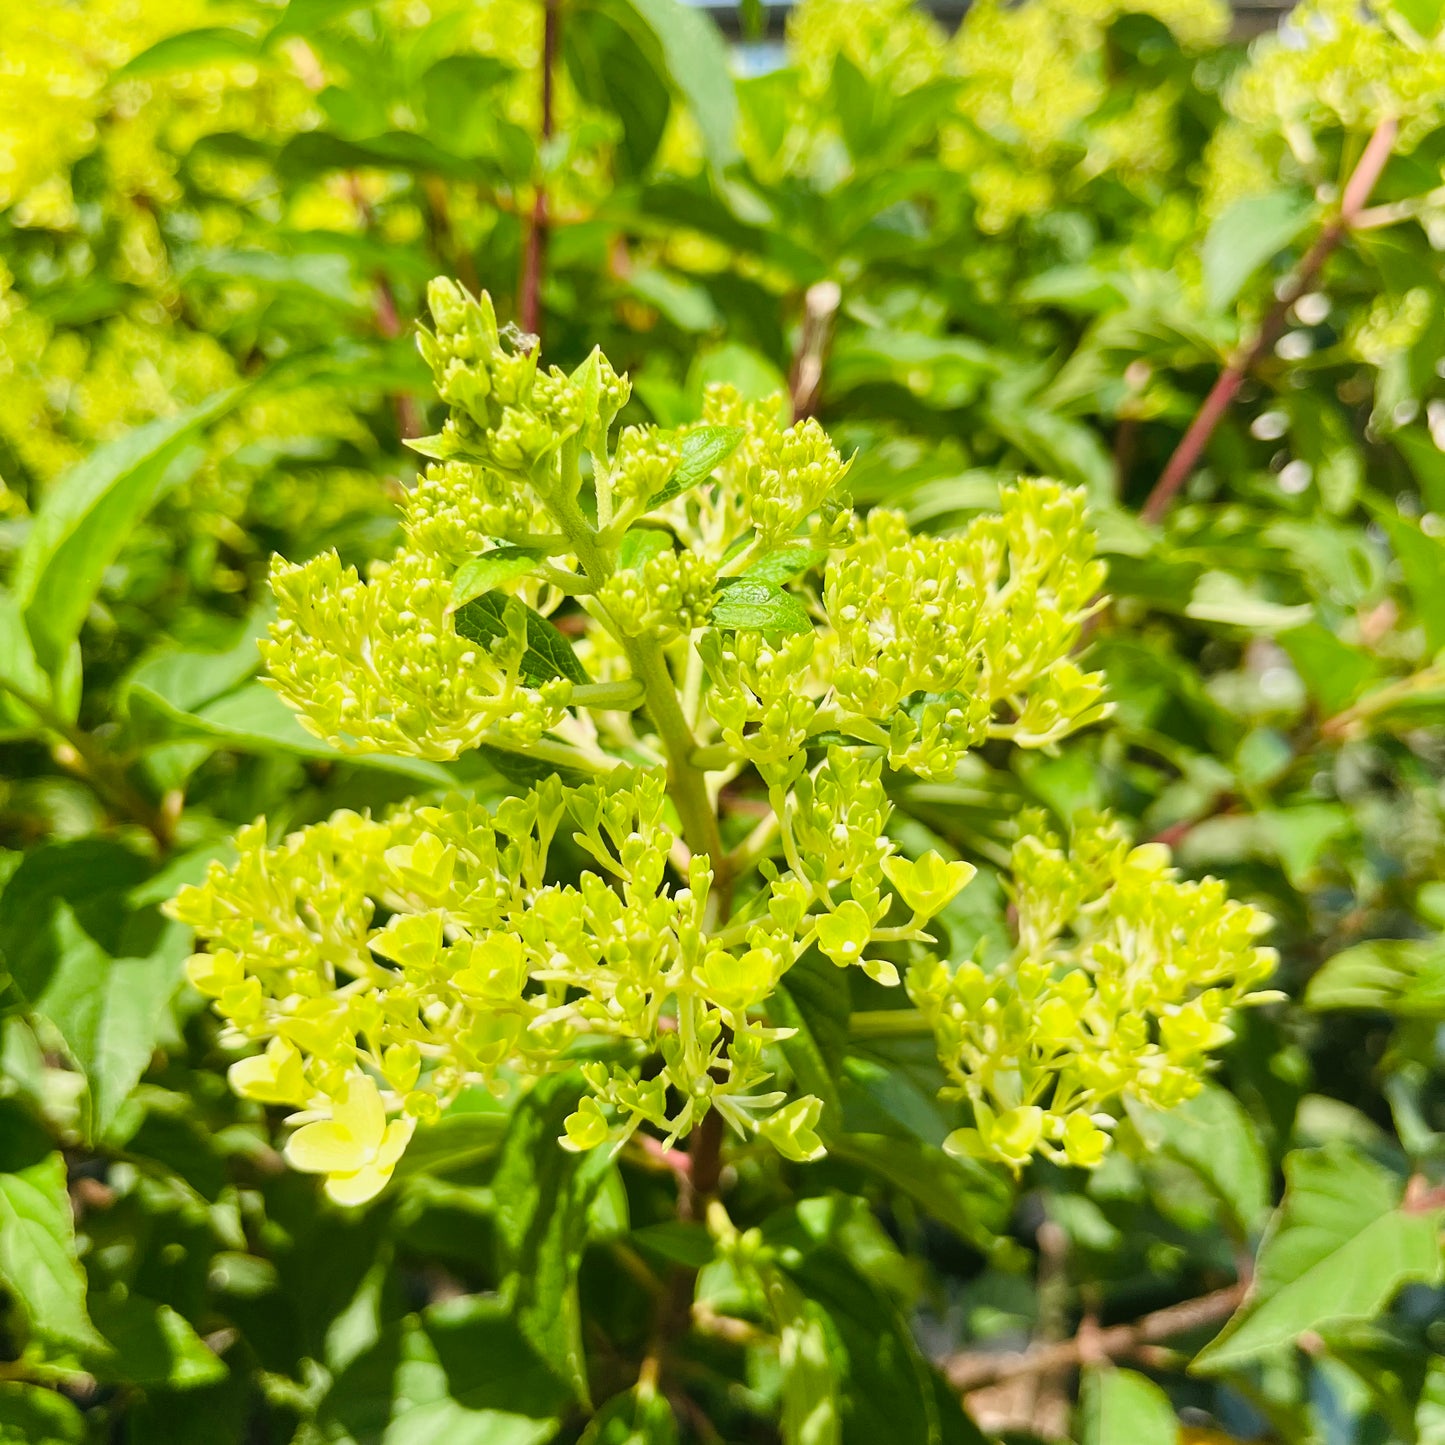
[945, 1282, 1249, 1393]
[1140, 117, 1398, 526]
[519, 0, 559, 339]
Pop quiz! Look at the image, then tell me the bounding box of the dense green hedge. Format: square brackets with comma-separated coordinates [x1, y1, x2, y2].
[1, 1, 1443, 1441]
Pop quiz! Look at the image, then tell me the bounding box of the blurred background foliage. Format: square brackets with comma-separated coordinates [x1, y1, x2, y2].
[1, 0, 1444, 1440]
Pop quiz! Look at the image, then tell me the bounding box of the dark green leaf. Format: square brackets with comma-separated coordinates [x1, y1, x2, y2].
[612, 0, 739, 171]
[454, 593, 591, 687]
[493, 1076, 614, 1406]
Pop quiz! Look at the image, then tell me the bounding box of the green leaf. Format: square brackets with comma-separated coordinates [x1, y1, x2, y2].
[617, 528, 675, 572]
[772, 953, 851, 1115]
[626, 266, 720, 333]
[451, 548, 545, 609]
[453, 593, 591, 687]
[1379, 512, 1445, 654]
[580, 1389, 680, 1444]
[394, 1110, 509, 1179]
[648, 425, 746, 507]
[0, 1382, 87, 1443]
[829, 1133, 1009, 1252]
[1078, 1367, 1181, 1445]
[1278, 623, 1377, 714]
[1202, 191, 1314, 311]
[130, 678, 451, 786]
[115, 28, 259, 79]
[779, 1244, 939, 1445]
[1185, 572, 1313, 631]
[612, 0, 739, 171]
[0, 1154, 101, 1350]
[1125, 1084, 1270, 1234]
[12, 395, 240, 675]
[89, 1291, 228, 1389]
[268, 0, 380, 40]
[778, 1291, 841, 1445]
[1285, 393, 1363, 514]
[741, 545, 827, 586]
[565, 7, 671, 176]
[31, 903, 190, 1138]
[710, 580, 812, 634]
[1305, 939, 1445, 1019]
[493, 1076, 614, 1406]
[0, 587, 53, 734]
[1193, 1144, 1445, 1373]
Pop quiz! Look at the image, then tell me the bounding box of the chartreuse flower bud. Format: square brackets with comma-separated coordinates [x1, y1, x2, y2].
[171, 279, 1269, 1209]
[882, 851, 977, 918]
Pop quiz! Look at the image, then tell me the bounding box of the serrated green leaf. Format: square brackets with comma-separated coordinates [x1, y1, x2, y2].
[741, 545, 827, 586]
[1193, 1144, 1445, 1373]
[0, 1154, 102, 1350]
[454, 592, 590, 687]
[1078, 1367, 1181, 1445]
[1125, 1084, 1270, 1233]
[451, 548, 545, 609]
[710, 580, 812, 634]
[648, 424, 746, 508]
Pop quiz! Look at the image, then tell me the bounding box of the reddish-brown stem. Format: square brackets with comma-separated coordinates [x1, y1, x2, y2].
[519, 0, 559, 339]
[1140, 117, 1398, 526]
[789, 280, 842, 420]
[945, 1281, 1249, 1393]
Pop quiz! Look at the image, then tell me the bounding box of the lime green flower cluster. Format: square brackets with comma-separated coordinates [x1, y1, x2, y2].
[170, 760, 969, 1201]
[910, 814, 1280, 1171]
[172, 279, 1272, 1201]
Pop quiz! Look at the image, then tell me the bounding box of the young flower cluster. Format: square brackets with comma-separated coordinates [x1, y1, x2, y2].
[909, 814, 1280, 1171]
[173, 278, 1272, 1205]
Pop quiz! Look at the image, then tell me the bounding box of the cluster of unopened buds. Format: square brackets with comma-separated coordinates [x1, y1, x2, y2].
[169, 278, 1276, 1204]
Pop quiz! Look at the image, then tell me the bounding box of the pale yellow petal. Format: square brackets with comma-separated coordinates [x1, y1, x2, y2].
[323, 1160, 395, 1207]
[285, 1120, 368, 1175]
[375, 1117, 416, 1171]
[333, 1073, 386, 1151]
